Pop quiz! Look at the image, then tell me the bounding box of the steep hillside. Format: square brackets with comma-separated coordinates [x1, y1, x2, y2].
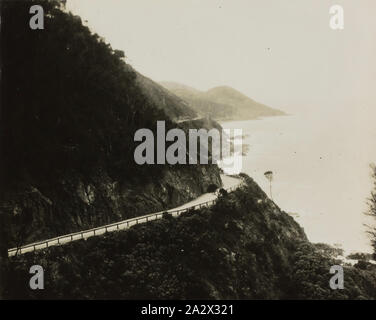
[0, 1, 221, 249]
[135, 73, 197, 121]
[6, 174, 376, 299]
[206, 86, 285, 119]
[161, 82, 286, 120]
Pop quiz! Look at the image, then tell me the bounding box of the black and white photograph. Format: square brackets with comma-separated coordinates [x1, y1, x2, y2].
[1, 0, 376, 304]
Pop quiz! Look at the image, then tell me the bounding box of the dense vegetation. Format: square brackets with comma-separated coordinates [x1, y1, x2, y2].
[0, 0, 223, 248]
[1, 0, 171, 189]
[6, 175, 376, 299]
[136, 73, 197, 121]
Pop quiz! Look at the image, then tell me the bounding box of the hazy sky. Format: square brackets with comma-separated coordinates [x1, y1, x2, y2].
[67, 0, 376, 114]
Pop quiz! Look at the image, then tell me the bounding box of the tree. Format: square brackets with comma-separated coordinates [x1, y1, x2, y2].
[264, 171, 273, 200]
[218, 188, 228, 197]
[207, 184, 218, 193]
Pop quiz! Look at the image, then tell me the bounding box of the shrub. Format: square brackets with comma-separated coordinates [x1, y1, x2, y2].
[207, 184, 218, 193]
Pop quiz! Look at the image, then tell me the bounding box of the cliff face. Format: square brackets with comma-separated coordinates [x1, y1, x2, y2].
[130, 165, 222, 212]
[5, 175, 306, 299]
[4, 162, 222, 247]
[0, 1, 222, 248]
[6, 174, 376, 300]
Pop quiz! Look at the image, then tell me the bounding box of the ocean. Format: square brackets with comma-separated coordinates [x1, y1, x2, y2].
[220, 109, 376, 254]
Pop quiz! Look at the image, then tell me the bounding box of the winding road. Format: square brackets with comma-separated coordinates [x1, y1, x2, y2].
[8, 175, 241, 257]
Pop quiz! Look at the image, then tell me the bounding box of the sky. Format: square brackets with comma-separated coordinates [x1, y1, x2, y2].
[66, 0, 376, 114]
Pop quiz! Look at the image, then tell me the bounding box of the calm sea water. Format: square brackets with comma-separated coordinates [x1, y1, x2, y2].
[221, 109, 376, 254]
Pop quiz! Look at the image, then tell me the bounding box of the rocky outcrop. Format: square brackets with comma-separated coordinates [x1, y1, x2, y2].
[3, 163, 221, 247]
[6, 174, 376, 300]
[5, 174, 307, 299]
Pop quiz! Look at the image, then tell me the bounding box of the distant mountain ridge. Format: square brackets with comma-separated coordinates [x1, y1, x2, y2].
[136, 74, 197, 121]
[160, 81, 286, 120]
